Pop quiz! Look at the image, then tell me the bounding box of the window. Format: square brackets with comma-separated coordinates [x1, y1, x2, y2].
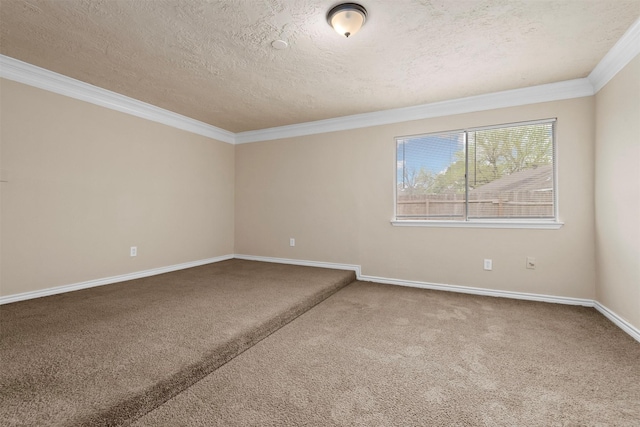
[394, 119, 560, 228]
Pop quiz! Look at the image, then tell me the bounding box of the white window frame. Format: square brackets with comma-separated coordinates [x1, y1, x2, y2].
[391, 118, 563, 229]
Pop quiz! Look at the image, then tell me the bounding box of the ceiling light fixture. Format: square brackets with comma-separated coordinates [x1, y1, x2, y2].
[327, 3, 367, 38]
[271, 39, 288, 50]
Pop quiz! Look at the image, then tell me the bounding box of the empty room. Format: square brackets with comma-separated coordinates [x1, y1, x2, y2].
[1, 1, 639, 426]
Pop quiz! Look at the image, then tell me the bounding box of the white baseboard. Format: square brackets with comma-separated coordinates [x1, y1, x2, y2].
[234, 254, 361, 277]
[0, 254, 234, 305]
[233, 255, 639, 343]
[358, 274, 595, 307]
[594, 302, 640, 343]
[364, 274, 639, 343]
[2, 253, 637, 343]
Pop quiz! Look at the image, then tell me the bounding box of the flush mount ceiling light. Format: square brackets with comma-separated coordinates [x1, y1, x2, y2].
[327, 3, 367, 38]
[271, 39, 288, 50]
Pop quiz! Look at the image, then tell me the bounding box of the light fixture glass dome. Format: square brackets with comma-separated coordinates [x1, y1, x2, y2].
[327, 3, 367, 38]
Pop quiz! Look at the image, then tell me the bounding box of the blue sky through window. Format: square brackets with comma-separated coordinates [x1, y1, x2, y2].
[397, 133, 464, 184]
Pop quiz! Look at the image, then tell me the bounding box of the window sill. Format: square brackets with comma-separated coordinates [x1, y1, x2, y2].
[390, 220, 564, 229]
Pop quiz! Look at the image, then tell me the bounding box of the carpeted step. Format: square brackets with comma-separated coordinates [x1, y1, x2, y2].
[0, 259, 355, 426]
[131, 281, 640, 427]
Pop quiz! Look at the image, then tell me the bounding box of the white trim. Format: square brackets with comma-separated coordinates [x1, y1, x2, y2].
[394, 119, 560, 229]
[588, 18, 640, 93]
[1, 17, 636, 146]
[0, 55, 235, 144]
[0, 54, 595, 145]
[233, 255, 588, 305]
[390, 220, 564, 229]
[594, 302, 640, 343]
[233, 254, 361, 277]
[0, 254, 234, 305]
[358, 274, 594, 306]
[234, 79, 593, 143]
[233, 256, 638, 342]
[2, 253, 637, 343]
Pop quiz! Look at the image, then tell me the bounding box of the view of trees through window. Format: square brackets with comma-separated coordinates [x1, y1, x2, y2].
[396, 120, 555, 220]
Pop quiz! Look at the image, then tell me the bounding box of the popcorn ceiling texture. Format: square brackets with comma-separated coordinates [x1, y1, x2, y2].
[1, 0, 639, 132]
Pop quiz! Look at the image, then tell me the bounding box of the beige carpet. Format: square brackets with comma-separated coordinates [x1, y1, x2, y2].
[134, 281, 640, 427]
[0, 259, 355, 426]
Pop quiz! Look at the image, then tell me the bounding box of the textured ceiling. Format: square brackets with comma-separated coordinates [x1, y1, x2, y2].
[1, 0, 639, 133]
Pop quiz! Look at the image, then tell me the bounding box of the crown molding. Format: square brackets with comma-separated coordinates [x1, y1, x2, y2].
[588, 17, 640, 93]
[4, 13, 636, 147]
[0, 55, 235, 144]
[235, 78, 594, 144]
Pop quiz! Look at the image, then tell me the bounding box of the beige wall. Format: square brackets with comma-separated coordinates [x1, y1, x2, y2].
[236, 97, 597, 299]
[3, 61, 636, 330]
[595, 55, 640, 329]
[0, 79, 235, 297]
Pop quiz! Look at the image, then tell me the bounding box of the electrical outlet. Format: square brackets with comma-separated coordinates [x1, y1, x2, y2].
[526, 256, 536, 269]
[289, 238, 295, 247]
[130, 246, 137, 257]
[484, 259, 492, 271]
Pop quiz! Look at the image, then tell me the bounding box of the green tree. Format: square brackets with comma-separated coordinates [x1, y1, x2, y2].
[401, 166, 437, 195]
[469, 125, 552, 188]
[430, 124, 552, 193]
[430, 150, 466, 194]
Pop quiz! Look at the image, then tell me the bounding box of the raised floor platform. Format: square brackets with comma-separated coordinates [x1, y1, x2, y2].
[132, 281, 640, 426]
[0, 259, 355, 426]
